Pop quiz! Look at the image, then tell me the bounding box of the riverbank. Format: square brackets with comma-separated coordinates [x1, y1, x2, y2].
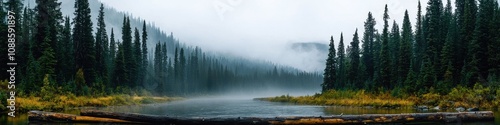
[2, 94, 182, 113]
[258, 84, 500, 110]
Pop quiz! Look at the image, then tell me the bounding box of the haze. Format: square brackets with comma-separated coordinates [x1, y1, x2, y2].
[97, 0, 437, 72]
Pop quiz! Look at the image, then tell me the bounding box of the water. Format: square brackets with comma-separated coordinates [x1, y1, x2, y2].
[2, 97, 500, 124]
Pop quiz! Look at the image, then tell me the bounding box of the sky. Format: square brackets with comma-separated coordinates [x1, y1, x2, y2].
[98, 0, 439, 72]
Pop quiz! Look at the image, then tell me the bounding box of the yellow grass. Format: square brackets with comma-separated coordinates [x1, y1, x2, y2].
[16, 94, 182, 112]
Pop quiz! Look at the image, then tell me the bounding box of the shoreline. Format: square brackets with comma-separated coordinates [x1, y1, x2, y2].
[257, 85, 500, 111]
[0, 94, 182, 114]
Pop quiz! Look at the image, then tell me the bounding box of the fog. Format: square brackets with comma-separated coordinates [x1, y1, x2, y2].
[97, 0, 443, 72]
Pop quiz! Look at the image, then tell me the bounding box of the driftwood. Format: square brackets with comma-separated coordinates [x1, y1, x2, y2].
[29, 110, 494, 124]
[28, 110, 135, 123]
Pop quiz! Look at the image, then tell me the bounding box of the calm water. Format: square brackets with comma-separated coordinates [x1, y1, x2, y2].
[2, 97, 500, 124]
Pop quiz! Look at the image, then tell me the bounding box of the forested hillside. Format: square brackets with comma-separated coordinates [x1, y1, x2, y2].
[322, 0, 500, 96]
[0, 0, 322, 102]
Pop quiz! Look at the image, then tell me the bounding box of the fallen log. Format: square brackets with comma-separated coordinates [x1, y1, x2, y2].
[29, 110, 494, 124]
[28, 110, 136, 123]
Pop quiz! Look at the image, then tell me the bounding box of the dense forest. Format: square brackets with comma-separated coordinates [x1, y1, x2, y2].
[0, 0, 322, 101]
[322, 0, 500, 95]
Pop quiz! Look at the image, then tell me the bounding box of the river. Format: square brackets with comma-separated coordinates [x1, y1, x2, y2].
[2, 96, 500, 124]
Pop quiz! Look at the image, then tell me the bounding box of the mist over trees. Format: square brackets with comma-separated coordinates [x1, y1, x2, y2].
[322, 0, 500, 95]
[0, 0, 322, 97]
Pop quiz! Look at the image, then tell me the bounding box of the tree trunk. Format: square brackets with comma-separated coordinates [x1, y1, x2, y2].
[29, 110, 494, 124]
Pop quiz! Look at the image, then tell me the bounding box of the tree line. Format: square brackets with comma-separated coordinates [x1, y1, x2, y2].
[322, 0, 500, 95]
[0, 0, 322, 97]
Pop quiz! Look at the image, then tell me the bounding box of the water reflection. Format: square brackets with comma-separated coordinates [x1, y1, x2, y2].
[1, 99, 499, 125]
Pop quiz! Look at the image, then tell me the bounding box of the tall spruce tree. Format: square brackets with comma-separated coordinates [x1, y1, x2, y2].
[95, 3, 109, 85]
[58, 16, 74, 84]
[466, 0, 496, 84]
[73, 0, 96, 87]
[348, 29, 360, 89]
[142, 21, 148, 76]
[399, 10, 413, 87]
[459, 0, 477, 86]
[337, 33, 346, 88]
[361, 12, 376, 84]
[378, 4, 392, 90]
[414, 0, 424, 73]
[322, 36, 336, 92]
[389, 20, 401, 87]
[134, 27, 142, 87]
[121, 16, 134, 87]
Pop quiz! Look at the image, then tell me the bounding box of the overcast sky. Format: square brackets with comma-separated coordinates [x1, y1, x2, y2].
[98, 0, 441, 72]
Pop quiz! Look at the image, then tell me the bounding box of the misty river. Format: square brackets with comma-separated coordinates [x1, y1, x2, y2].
[2, 96, 500, 124]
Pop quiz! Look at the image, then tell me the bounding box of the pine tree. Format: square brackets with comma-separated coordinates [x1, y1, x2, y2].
[414, 0, 424, 73]
[108, 28, 116, 88]
[322, 36, 336, 92]
[489, 2, 500, 76]
[95, 3, 109, 85]
[399, 10, 413, 87]
[466, 0, 495, 84]
[337, 33, 346, 89]
[73, 0, 96, 87]
[378, 4, 392, 90]
[389, 20, 400, 87]
[58, 16, 74, 84]
[35, 0, 62, 89]
[180, 48, 186, 93]
[121, 16, 133, 87]
[114, 43, 127, 90]
[361, 12, 376, 84]
[441, 9, 458, 90]
[348, 29, 360, 89]
[459, 0, 477, 86]
[134, 27, 142, 87]
[141, 21, 148, 76]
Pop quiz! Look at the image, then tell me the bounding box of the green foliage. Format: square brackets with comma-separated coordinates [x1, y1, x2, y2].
[41, 74, 56, 101]
[75, 68, 86, 96]
[322, 36, 336, 92]
[73, 0, 96, 85]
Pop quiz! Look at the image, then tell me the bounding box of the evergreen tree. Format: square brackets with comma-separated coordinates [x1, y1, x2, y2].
[134, 27, 141, 87]
[441, 6, 458, 88]
[459, 0, 477, 86]
[142, 21, 148, 77]
[399, 10, 413, 87]
[361, 12, 376, 86]
[180, 48, 186, 93]
[322, 36, 336, 92]
[121, 16, 134, 87]
[378, 4, 392, 90]
[95, 3, 109, 85]
[108, 28, 116, 88]
[337, 33, 346, 88]
[414, 0, 424, 73]
[389, 20, 400, 87]
[34, 0, 62, 89]
[489, 2, 500, 76]
[348, 29, 360, 89]
[58, 16, 74, 84]
[73, 0, 96, 87]
[113, 43, 127, 90]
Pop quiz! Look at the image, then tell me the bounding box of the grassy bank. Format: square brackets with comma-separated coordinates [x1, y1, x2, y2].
[259, 83, 500, 109]
[3, 94, 182, 113]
